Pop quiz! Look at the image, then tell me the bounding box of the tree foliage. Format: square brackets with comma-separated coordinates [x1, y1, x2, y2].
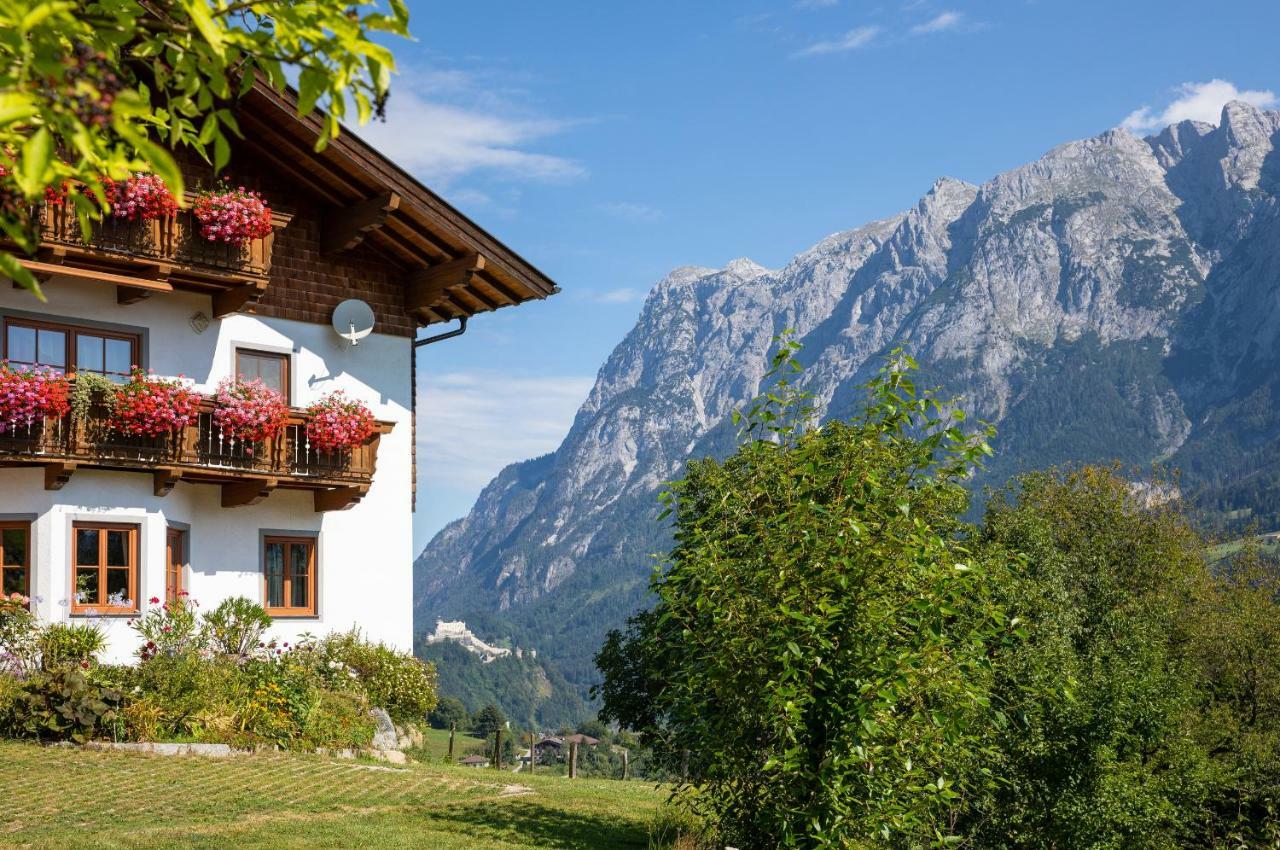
[0, 0, 409, 292]
[471, 703, 506, 739]
[597, 341, 1280, 847]
[967, 467, 1280, 847]
[596, 341, 1007, 848]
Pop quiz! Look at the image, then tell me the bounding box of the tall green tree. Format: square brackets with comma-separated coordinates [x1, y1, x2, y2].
[596, 343, 1009, 849]
[471, 703, 506, 739]
[969, 467, 1280, 847]
[0, 0, 409, 292]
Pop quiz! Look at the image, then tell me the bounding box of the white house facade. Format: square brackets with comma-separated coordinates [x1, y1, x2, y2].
[0, 84, 558, 664]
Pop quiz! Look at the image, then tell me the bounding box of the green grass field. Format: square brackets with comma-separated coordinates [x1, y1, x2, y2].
[0, 741, 670, 849]
[1206, 533, 1280, 564]
[416, 726, 489, 761]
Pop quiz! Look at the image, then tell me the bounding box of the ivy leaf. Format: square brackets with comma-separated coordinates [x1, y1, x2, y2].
[17, 127, 52, 196]
[0, 252, 43, 299]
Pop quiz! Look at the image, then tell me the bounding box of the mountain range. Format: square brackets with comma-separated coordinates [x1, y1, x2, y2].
[414, 101, 1280, 701]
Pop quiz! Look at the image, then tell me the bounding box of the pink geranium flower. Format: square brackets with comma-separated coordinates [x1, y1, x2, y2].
[193, 182, 272, 246]
[304, 391, 377, 453]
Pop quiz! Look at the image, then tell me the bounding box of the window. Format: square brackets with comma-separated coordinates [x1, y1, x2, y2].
[236, 349, 289, 402]
[165, 527, 186, 603]
[262, 536, 315, 616]
[0, 522, 29, 597]
[71, 522, 138, 613]
[4, 318, 138, 382]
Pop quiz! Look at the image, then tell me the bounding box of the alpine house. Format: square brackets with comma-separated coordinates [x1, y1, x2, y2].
[0, 81, 557, 661]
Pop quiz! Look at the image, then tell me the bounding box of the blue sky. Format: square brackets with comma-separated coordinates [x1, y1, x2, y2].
[372, 0, 1280, 549]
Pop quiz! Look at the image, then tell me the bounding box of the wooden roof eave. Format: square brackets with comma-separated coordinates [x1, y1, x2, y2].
[237, 84, 559, 320]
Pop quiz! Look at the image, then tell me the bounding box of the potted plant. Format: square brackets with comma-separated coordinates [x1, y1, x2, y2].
[0, 364, 70, 433]
[110, 369, 201, 437]
[104, 173, 177, 221]
[211, 377, 289, 453]
[304, 391, 377, 453]
[192, 182, 272, 246]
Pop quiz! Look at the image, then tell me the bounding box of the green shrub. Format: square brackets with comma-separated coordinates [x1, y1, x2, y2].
[12, 667, 124, 743]
[301, 689, 375, 750]
[0, 594, 39, 676]
[318, 630, 437, 723]
[202, 597, 271, 658]
[39, 622, 106, 670]
[130, 594, 203, 659]
[596, 347, 1003, 848]
[0, 673, 21, 734]
[428, 695, 467, 729]
[131, 652, 238, 742]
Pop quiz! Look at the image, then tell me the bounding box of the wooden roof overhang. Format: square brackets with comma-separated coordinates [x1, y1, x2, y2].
[236, 83, 560, 327]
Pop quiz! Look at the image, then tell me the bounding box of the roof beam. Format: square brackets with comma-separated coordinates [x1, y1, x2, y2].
[222, 477, 276, 508]
[17, 260, 175, 292]
[406, 253, 485, 313]
[314, 484, 368, 512]
[212, 282, 267, 318]
[322, 191, 401, 255]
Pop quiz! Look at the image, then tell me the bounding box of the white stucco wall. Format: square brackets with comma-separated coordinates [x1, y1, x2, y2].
[0, 276, 413, 663]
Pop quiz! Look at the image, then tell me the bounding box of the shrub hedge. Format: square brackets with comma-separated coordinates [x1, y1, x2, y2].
[0, 594, 434, 751]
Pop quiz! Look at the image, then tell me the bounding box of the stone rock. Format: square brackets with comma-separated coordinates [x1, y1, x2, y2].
[369, 708, 397, 751]
[394, 723, 424, 750]
[372, 749, 407, 764]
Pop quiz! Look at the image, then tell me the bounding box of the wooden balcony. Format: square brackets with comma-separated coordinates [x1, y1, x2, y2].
[15, 201, 292, 314]
[0, 395, 391, 512]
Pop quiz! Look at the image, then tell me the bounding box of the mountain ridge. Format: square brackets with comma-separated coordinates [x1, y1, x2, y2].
[415, 101, 1280, 699]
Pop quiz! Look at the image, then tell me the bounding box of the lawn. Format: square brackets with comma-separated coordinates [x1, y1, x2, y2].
[415, 725, 489, 761]
[0, 741, 670, 849]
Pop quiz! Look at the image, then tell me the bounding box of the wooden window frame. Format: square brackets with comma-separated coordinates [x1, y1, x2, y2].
[2, 316, 140, 379]
[70, 521, 139, 615]
[165, 526, 187, 604]
[235, 348, 291, 404]
[0, 520, 31, 599]
[261, 535, 316, 618]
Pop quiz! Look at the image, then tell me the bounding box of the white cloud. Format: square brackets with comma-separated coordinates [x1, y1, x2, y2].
[794, 25, 881, 57]
[418, 372, 593, 494]
[1122, 79, 1278, 135]
[444, 188, 493, 208]
[599, 201, 664, 222]
[352, 67, 584, 185]
[582, 287, 643, 305]
[910, 11, 963, 34]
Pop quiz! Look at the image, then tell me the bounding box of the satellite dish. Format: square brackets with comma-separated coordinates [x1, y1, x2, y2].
[332, 299, 375, 346]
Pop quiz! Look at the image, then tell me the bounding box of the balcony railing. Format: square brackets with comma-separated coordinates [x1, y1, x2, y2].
[0, 393, 388, 511]
[39, 202, 279, 282]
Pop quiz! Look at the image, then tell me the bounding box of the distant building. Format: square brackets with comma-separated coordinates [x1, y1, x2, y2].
[423, 619, 513, 663]
[459, 754, 489, 768]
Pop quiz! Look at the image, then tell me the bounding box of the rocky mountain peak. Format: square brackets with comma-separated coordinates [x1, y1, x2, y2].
[721, 257, 772, 280]
[416, 107, 1280, 699]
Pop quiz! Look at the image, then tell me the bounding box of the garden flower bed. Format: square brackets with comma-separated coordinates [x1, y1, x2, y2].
[0, 593, 436, 752]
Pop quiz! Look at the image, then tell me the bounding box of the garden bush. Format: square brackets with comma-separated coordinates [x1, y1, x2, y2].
[39, 622, 106, 670]
[202, 596, 272, 658]
[0, 594, 434, 751]
[0, 593, 39, 676]
[316, 630, 437, 723]
[11, 667, 124, 743]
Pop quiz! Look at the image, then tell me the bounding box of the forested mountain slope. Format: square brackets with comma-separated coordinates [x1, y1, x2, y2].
[416, 102, 1280, 698]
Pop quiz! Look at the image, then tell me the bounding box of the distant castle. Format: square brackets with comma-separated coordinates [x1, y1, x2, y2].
[423, 620, 536, 664]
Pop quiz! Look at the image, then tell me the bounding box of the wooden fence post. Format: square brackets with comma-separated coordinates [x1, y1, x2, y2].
[448, 721, 455, 761]
[529, 732, 535, 774]
[621, 748, 629, 781]
[494, 726, 503, 770]
[569, 740, 578, 779]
